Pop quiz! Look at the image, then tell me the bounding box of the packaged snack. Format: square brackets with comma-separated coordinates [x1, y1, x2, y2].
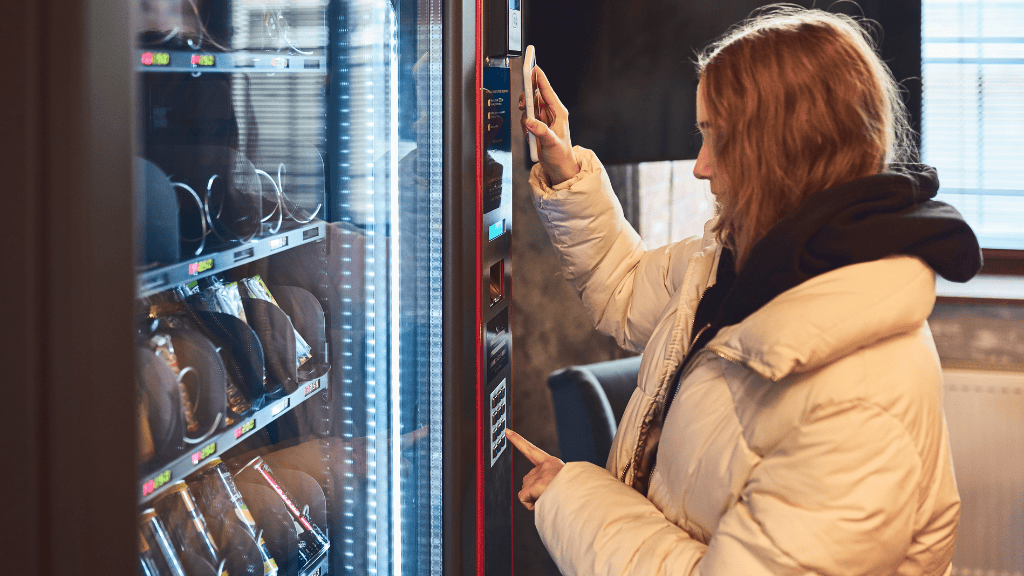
[139, 509, 188, 576]
[150, 333, 200, 434]
[143, 290, 190, 320]
[152, 481, 227, 576]
[214, 282, 246, 322]
[235, 457, 328, 567]
[240, 275, 313, 368]
[137, 389, 155, 462]
[188, 458, 280, 576]
[190, 278, 248, 324]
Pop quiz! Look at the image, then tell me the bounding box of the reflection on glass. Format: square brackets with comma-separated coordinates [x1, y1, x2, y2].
[134, 0, 443, 575]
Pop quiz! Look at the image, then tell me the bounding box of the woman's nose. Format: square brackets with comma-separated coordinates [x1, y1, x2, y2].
[693, 147, 712, 180]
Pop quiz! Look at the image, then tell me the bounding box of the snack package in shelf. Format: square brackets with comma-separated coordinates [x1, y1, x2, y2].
[188, 458, 280, 576]
[145, 307, 253, 427]
[189, 278, 247, 323]
[235, 456, 328, 568]
[216, 282, 246, 322]
[152, 481, 227, 576]
[140, 289, 190, 320]
[240, 275, 313, 368]
[150, 333, 200, 434]
[137, 389, 155, 462]
[139, 509, 188, 576]
[186, 280, 264, 415]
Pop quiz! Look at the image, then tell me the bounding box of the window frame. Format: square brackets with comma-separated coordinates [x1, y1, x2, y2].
[920, 0, 1024, 267]
[980, 249, 1024, 276]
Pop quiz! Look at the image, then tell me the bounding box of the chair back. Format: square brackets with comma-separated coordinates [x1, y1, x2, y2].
[547, 356, 642, 465]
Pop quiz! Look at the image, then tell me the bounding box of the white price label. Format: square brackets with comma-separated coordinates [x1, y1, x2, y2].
[271, 399, 290, 416]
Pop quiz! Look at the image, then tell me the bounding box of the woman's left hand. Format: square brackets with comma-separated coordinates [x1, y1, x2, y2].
[505, 429, 564, 510]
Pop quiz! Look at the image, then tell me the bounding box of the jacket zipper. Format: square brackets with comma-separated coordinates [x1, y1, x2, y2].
[710, 346, 780, 382]
[647, 347, 718, 485]
[690, 285, 713, 349]
[635, 284, 714, 485]
[710, 346, 743, 365]
[667, 284, 716, 423]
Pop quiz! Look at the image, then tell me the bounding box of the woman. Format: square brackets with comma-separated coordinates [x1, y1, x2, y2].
[506, 6, 981, 575]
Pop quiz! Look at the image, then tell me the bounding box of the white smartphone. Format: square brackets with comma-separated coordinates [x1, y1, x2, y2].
[522, 45, 538, 162]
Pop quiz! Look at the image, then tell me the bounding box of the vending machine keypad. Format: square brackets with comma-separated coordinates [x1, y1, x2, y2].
[489, 379, 508, 466]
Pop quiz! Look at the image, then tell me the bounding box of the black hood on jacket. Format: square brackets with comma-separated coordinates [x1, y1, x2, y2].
[649, 165, 983, 495]
[715, 164, 983, 328]
[683, 165, 982, 383]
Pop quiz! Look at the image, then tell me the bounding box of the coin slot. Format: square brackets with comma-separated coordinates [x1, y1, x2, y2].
[486, 308, 510, 381]
[489, 259, 504, 306]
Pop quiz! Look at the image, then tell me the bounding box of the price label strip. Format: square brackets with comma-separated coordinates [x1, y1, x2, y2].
[138, 373, 329, 502]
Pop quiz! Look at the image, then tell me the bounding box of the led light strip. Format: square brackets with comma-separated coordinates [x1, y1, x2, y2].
[388, 6, 403, 576]
[427, 0, 445, 573]
[364, 2, 380, 568]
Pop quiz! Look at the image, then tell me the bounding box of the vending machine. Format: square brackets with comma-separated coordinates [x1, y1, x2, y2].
[5, 0, 522, 575]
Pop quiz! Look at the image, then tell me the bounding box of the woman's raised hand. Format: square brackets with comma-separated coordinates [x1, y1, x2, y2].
[519, 66, 581, 186]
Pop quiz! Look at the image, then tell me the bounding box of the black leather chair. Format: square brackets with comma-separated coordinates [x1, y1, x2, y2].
[547, 355, 642, 466]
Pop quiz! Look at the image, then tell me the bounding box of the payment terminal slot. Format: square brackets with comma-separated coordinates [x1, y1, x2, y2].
[485, 0, 523, 60]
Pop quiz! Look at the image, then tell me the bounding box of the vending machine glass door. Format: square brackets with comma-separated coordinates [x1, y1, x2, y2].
[132, 1, 444, 575]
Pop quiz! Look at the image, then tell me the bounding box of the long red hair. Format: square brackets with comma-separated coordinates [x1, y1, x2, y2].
[697, 6, 914, 267]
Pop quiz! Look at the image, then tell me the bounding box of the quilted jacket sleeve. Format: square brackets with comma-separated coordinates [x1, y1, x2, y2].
[535, 400, 938, 576]
[529, 147, 703, 352]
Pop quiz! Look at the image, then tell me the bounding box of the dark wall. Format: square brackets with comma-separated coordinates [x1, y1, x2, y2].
[528, 0, 922, 164]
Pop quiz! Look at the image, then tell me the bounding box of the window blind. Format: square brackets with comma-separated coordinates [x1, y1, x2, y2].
[922, 0, 1024, 250]
[636, 160, 714, 247]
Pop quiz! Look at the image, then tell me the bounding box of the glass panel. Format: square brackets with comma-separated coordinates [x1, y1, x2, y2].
[132, 1, 443, 575]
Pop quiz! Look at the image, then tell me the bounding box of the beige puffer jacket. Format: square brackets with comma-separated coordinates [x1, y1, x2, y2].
[527, 147, 959, 576]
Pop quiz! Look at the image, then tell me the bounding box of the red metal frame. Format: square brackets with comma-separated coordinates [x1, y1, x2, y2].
[474, 0, 485, 574]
